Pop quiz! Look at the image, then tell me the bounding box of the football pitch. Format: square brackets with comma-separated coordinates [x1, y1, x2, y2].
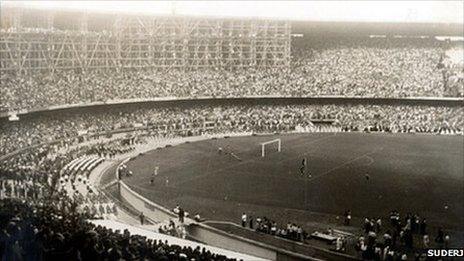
[124, 133, 463, 233]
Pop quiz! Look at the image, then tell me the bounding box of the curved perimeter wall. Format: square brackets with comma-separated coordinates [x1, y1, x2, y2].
[2, 96, 463, 119]
[114, 133, 359, 261]
[118, 181, 288, 260]
[119, 169, 351, 261]
[113, 134, 283, 260]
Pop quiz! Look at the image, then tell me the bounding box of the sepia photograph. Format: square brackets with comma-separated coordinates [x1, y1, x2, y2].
[0, 1, 463, 260]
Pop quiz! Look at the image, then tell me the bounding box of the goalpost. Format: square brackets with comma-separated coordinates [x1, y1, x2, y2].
[260, 139, 281, 157]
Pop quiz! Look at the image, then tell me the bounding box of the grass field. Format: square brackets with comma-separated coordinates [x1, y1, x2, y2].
[124, 133, 463, 239]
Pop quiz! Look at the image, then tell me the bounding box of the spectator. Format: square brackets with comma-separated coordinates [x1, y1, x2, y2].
[241, 213, 247, 227]
[139, 212, 145, 225]
[344, 210, 351, 226]
[178, 207, 185, 223]
[435, 227, 445, 246]
[423, 234, 430, 248]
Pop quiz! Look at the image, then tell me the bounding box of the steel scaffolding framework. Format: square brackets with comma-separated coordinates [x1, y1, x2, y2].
[0, 9, 291, 73]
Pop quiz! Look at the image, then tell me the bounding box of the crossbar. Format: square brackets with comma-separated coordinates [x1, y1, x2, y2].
[260, 139, 281, 157]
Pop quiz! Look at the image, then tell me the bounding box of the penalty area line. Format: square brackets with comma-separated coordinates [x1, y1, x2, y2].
[308, 147, 383, 184]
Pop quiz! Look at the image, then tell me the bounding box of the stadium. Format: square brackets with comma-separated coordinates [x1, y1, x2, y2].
[0, 2, 463, 261]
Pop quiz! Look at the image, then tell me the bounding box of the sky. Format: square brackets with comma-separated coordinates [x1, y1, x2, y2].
[3, 1, 463, 24]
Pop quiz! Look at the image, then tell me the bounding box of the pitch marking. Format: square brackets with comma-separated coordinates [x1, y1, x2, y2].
[307, 147, 383, 184]
[175, 133, 338, 186]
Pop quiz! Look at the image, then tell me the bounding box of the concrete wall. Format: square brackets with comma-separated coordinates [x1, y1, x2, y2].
[119, 179, 324, 261]
[187, 224, 278, 260]
[119, 180, 281, 260]
[119, 181, 177, 222]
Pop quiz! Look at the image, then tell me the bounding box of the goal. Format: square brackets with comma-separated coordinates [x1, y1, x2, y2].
[260, 139, 281, 157]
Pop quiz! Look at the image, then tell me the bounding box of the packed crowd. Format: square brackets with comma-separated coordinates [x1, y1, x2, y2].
[0, 179, 45, 200]
[158, 220, 188, 239]
[353, 210, 451, 260]
[68, 138, 137, 161]
[0, 198, 238, 261]
[241, 213, 309, 243]
[0, 145, 64, 197]
[239, 207, 454, 260]
[0, 128, 239, 260]
[0, 134, 135, 215]
[1, 103, 462, 156]
[1, 36, 462, 111]
[73, 191, 118, 219]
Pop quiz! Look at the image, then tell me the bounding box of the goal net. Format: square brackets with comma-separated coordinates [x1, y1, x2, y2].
[260, 139, 281, 157]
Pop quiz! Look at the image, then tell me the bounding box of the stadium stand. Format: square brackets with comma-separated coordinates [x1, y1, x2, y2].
[1, 104, 462, 156]
[1, 35, 462, 111]
[0, 6, 463, 261]
[0, 198, 248, 260]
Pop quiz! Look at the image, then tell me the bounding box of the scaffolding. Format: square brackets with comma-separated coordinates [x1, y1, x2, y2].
[0, 8, 291, 73]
